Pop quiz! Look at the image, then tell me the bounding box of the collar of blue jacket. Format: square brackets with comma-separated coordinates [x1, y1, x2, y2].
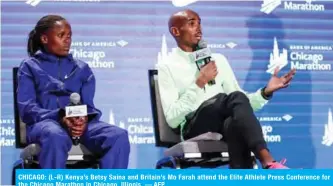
[33, 50, 75, 63]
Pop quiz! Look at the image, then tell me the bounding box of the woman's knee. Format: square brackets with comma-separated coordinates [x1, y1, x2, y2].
[103, 126, 130, 152]
[114, 127, 130, 149]
[39, 122, 72, 149]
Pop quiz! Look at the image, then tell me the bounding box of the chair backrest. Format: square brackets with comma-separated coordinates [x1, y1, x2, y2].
[13, 67, 28, 148]
[148, 69, 181, 148]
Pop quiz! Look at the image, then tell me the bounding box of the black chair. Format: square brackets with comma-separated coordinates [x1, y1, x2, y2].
[148, 69, 258, 169]
[12, 67, 100, 184]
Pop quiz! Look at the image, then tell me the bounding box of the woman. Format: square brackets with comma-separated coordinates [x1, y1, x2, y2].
[17, 15, 130, 169]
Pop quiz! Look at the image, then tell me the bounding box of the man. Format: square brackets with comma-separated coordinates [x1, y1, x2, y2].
[157, 9, 296, 169]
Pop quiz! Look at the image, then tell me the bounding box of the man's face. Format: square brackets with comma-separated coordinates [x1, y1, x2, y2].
[41, 20, 72, 57]
[177, 11, 202, 48]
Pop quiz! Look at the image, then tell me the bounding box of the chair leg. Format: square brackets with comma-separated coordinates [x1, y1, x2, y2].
[156, 164, 162, 169]
[12, 167, 16, 185]
[93, 163, 100, 169]
[174, 157, 182, 169]
[12, 166, 18, 185]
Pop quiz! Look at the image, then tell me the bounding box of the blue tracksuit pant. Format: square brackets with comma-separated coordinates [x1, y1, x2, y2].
[26, 119, 130, 168]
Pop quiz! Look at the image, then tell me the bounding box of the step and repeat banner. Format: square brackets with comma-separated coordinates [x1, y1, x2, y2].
[1, 0, 333, 185]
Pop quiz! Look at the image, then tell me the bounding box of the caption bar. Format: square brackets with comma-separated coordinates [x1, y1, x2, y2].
[16, 169, 333, 186]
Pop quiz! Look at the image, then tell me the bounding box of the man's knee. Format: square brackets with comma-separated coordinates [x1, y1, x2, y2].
[228, 91, 249, 102]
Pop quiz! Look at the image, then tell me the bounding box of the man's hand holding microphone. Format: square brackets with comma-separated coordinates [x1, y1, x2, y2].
[196, 62, 218, 88]
[192, 39, 218, 88]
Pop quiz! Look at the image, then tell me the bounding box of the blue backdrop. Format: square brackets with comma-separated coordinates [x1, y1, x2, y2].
[1, 0, 333, 185]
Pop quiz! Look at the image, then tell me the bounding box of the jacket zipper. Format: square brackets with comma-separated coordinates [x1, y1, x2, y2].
[66, 65, 78, 80]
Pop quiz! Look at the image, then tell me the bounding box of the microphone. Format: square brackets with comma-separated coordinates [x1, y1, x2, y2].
[192, 40, 216, 85]
[69, 92, 81, 106]
[65, 93, 87, 145]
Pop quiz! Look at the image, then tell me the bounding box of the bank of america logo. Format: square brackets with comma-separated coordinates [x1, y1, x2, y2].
[282, 114, 293, 121]
[26, 0, 42, 6]
[171, 0, 198, 7]
[226, 42, 237, 49]
[322, 108, 333, 147]
[117, 40, 128, 47]
[266, 37, 288, 74]
[306, 0, 315, 3]
[260, 0, 281, 14]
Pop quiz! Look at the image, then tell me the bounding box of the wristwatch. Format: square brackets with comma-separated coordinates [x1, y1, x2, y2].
[261, 87, 273, 100]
